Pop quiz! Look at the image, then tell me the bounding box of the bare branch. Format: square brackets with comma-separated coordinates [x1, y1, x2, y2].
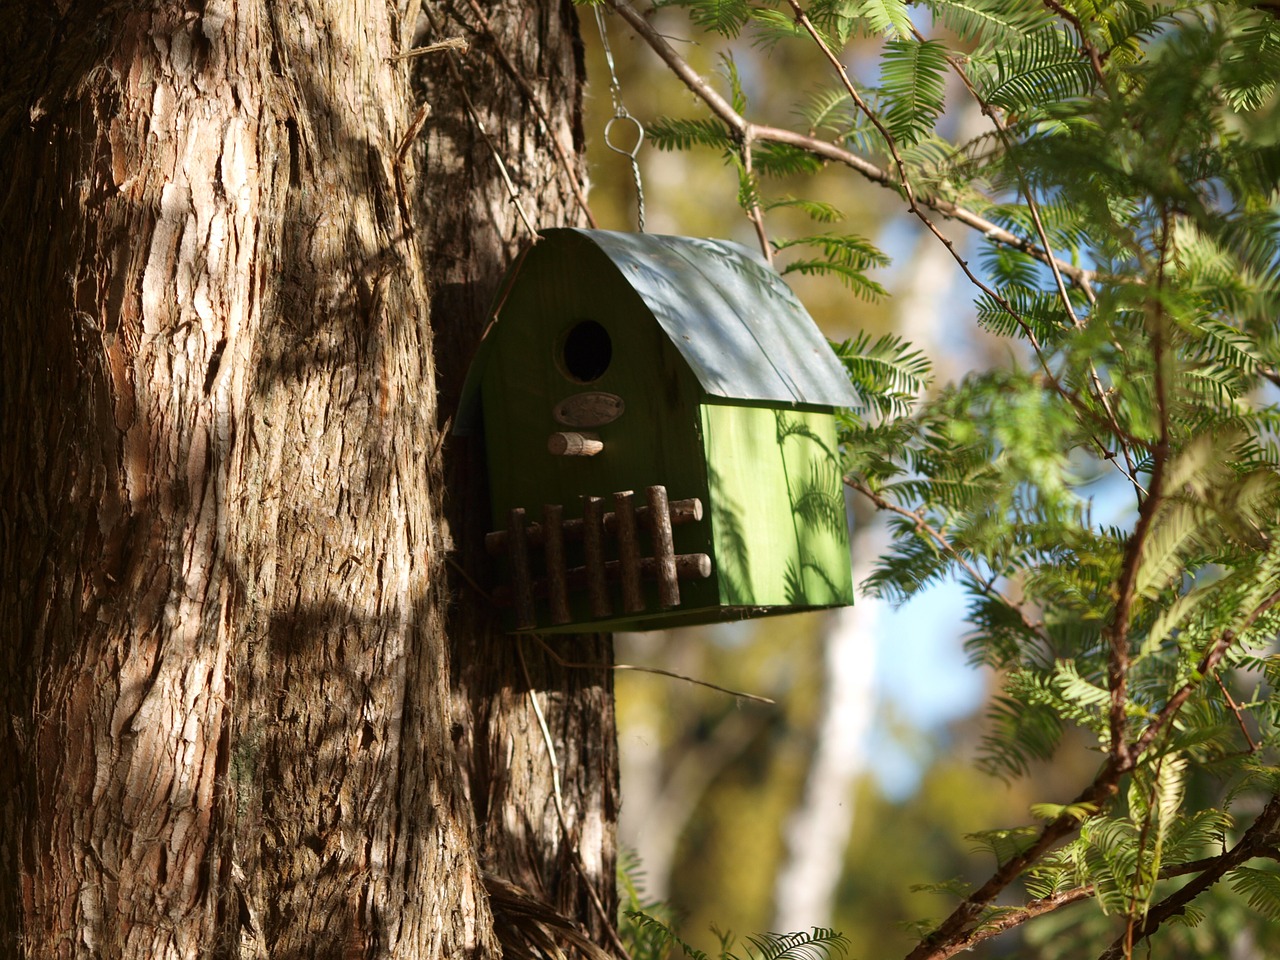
[938, 886, 1095, 956]
[739, 133, 774, 263]
[605, 0, 1096, 291]
[1215, 673, 1260, 754]
[533, 636, 777, 705]
[387, 36, 470, 60]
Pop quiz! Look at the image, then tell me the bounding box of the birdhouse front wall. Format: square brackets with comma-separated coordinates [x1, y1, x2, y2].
[477, 243, 712, 511]
[476, 243, 723, 629]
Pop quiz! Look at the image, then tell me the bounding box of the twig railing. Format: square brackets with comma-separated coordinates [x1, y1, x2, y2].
[487, 485, 711, 629]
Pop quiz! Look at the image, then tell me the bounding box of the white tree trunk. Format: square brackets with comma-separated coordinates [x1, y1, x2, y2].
[771, 569, 881, 930]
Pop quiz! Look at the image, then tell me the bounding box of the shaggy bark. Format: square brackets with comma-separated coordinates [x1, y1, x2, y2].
[0, 1, 614, 957]
[415, 1, 620, 943]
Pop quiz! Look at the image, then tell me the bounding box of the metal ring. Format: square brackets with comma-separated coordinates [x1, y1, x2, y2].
[604, 114, 645, 160]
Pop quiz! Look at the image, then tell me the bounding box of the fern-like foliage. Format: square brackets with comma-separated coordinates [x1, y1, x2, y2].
[1230, 867, 1280, 923]
[646, 116, 736, 153]
[664, 0, 753, 37]
[626, 913, 850, 960]
[607, 0, 1280, 954]
[777, 235, 890, 299]
[830, 331, 931, 419]
[974, 27, 1098, 115]
[880, 39, 948, 146]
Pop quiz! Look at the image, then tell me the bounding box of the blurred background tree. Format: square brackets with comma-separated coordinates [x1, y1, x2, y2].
[574, 1, 1280, 958]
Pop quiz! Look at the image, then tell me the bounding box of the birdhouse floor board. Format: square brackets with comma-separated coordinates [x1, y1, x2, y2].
[516, 601, 852, 635]
[491, 553, 713, 608]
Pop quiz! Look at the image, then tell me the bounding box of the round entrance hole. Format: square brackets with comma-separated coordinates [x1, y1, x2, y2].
[560, 320, 612, 383]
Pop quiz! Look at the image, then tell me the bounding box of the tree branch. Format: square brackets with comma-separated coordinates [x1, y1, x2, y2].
[1097, 794, 1280, 960]
[1103, 223, 1174, 766]
[604, 0, 1096, 290]
[902, 580, 1280, 960]
[533, 635, 777, 705]
[940, 886, 1095, 955]
[1131, 586, 1280, 760]
[909, 22, 1145, 495]
[1040, 0, 1109, 85]
[845, 478, 1049, 643]
[738, 131, 774, 263]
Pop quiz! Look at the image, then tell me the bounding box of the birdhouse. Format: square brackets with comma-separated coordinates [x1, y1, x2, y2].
[455, 228, 859, 633]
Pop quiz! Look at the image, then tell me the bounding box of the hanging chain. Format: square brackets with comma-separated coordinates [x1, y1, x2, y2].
[594, 4, 646, 232]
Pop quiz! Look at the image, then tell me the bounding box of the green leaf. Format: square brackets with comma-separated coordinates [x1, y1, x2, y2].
[793, 86, 857, 136]
[908, 877, 973, 897]
[1029, 801, 1098, 823]
[646, 116, 735, 152]
[925, 0, 1054, 50]
[752, 141, 827, 177]
[672, 0, 752, 37]
[763, 196, 846, 223]
[976, 28, 1097, 114]
[1230, 868, 1280, 922]
[777, 233, 891, 298]
[830, 331, 931, 417]
[852, 0, 913, 39]
[881, 39, 949, 146]
[782, 259, 889, 298]
[742, 928, 850, 960]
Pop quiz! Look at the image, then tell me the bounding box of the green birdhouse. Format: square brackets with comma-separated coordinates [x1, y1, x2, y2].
[455, 228, 858, 633]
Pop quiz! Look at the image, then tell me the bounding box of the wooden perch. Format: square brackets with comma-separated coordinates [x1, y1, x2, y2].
[614, 491, 644, 613]
[583, 496, 610, 618]
[507, 507, 535, 630]
[547, 431, 603, 456]
[543, 503, 570, 626]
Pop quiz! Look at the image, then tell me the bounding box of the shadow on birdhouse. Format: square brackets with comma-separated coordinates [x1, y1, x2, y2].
[455, 229, 858, 633]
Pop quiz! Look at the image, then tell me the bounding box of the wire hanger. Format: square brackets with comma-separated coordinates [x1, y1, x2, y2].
[594, 4, 646, 232]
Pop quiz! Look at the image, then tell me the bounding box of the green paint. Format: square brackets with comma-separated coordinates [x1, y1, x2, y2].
[702, 403, 853, 609]
[463, 229, 856, 633]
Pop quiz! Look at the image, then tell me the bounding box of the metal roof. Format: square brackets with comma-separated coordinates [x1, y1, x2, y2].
[454, 229, 859, 435]
[573, 229, 860, 408]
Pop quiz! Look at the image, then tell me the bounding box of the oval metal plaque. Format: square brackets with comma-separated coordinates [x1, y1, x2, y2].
[553, 392, 625, 428]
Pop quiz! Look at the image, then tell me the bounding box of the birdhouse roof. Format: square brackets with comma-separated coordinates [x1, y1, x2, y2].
[579, 229, 859, 407]
[455, 229, 859, 433]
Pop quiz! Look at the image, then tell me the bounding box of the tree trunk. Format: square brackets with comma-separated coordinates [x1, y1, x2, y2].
[414, 0, 619, 948]
[0, 1, 614, 957]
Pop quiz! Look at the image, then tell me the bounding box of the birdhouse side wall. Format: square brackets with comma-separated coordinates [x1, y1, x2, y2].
[700, 401, 854, 609]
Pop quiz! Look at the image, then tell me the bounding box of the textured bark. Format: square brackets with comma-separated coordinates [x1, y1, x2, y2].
[0, 0, 612, 957]
[415, 1, 620, 944]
